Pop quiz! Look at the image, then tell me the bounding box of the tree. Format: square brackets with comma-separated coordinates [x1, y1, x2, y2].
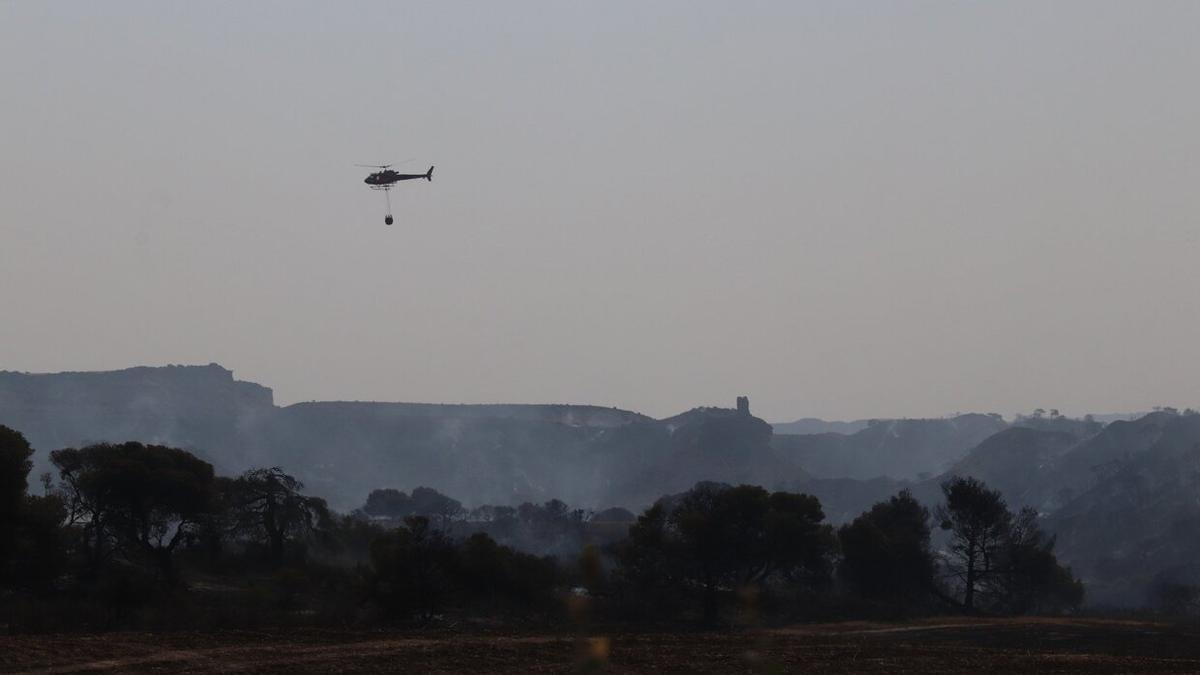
[1, 426, 67, 590]
[511, 499, 590, 552]
[409, 486, 463, 523]
[369, 515, 457, 619]
[457, 532, 559, 613]
[839, 489, 935, 603]
[936, 477, 1010, 611]
[592, 506, 636, 524]
[51, 442, 215, 585]
[670, 483, 743, 623]
[9, 491, 68, 591]
[765, 491, 837, 586]
[617, 483, 835, 624]
[229, 467, 330, 565]
[0, 426, 34, 544]
[615, 502, 685, 616]
[998, 507, 1084, 613]
[363, 487, 464, 523]
[193, 476, 238, 568]
[936, 476, 1082, 613]
[363, 488, 412, 518]
[472, 504, 519, 538]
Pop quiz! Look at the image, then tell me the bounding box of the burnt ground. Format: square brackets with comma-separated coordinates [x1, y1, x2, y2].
[3, 617, 1200, 673]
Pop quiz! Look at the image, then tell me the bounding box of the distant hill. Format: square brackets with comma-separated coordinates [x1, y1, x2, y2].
[771, 414, 1008, 481]
[890, 411, 1200, 606]
[1038, 412, 1200, 606]
[927, 412, 1173, 513]
[922, 426, 1089, 512]
[771, 418, 872, 436]
[0, 364, 274, 474]
[791, 476, 906, 525]
[623, 407, 810, 505]
[0, 365, 803, 511]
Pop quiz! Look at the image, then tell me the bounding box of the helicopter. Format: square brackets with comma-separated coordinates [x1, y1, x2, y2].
[357, 163, 434, 225]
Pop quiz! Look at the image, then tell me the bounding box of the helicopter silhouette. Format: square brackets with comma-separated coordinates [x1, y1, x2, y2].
[357, 162, 434, 225]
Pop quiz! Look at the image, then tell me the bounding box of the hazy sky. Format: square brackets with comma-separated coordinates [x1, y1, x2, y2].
[2, 2, 1199, 422]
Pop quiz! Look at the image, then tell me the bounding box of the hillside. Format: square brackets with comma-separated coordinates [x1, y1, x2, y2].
[621, 407, 810, 505]
[1044, 412, 1200, 605]
[0, 364, 274, 474]
[924, 426, 1085, 511]
[894, 411, 1200, 606]
[771, 418, 872, 436]
[255, 400, 676, 509]
[0, 365, 801, 510]
[771, 413, 1008, 480]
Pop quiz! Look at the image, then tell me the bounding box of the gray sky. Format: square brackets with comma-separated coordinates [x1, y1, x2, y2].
[2, 1, 1199, 422]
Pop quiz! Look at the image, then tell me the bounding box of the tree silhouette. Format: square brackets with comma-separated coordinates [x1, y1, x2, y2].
[229, 467, 330, 565]
[936, 476, 1082, 612]
[456, 532, 559, 613]
[369, 515, 457, 618]
[839, 489, 934, 603]
[936, 476, 1010, 611]
[363, 488, 412, 518]
[409, 486, 464, 523]
[0, 426, 66, 589]
[0, 426, 35, 569]
[51, 442, 215, 586]
[618, 483, 835, 624]
[615, 502, 684, 617]
[999, 507, 1084, 612]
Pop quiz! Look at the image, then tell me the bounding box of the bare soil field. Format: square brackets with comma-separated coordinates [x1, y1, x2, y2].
[3, 616, 1200, 673]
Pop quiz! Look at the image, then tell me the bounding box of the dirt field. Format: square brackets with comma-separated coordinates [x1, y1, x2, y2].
[3, 617, 1200, 673]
